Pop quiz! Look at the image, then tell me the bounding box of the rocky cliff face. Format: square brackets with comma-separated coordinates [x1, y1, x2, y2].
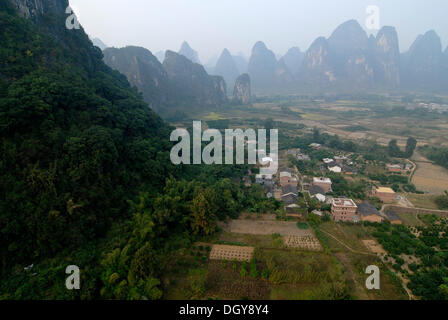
[233, 73, 251, 105]
[103, 46, 173, 112]
[163, 50, 227, 106]
[402, 30, 444, 89]
[373, 26, 400, 87]
[9, 0, 67, 20]
[328, 20, 373, 86]
[214, 48, 239, 91]
[178, 41, 201, 64]
[248, 41, 278, 92]
[300, 20, 402, 89]
[300, 37, 335, 85]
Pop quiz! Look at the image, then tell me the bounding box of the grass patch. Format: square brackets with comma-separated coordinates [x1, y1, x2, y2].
[296, 222, 309, 230]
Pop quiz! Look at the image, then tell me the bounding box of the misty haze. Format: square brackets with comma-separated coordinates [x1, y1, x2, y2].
[1, 0, 448, 308]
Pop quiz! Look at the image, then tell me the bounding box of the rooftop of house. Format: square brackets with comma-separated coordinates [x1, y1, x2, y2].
[343, 164, 356, 172]
[357, 202, 381, 217]
[384, 210, 401, 222]
[309, 185, 326, 195]
[376, 187, 395, 194]
[313, 177, 332, 184]
[387, 164, 402, 169]
[280, 172, 292, 178]
[282, 184, 298, 195]
[332, 198, 357, 208]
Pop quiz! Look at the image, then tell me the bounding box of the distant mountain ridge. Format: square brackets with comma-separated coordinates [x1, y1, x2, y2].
[103, 47, 228, 118]
[101, 18, 448, 102]
[213, 48, 240, 91]
[178, 41, 201, 64]
[243, 19, 448, 94]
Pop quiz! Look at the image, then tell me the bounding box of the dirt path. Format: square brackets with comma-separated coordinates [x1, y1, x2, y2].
[320, 228, 415, 300]
[319, 229, 374, 256]
[406, 158, 417, 183]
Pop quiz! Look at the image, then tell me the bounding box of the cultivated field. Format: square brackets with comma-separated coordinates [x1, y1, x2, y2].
[226, 219, 313, 237]
[411, 152, 448, 195]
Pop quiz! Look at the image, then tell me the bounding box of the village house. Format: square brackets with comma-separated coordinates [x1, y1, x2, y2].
[309, 185, 326, 203]
[312, 177, 332, 193]
[357, 202, 383, 223]
[314, 193, 326, 203]
[386, 164, 402, 173]
[309, 185, 325, 196]
[328, 165, 342, 173]
[384, 210, 403, 225]
[331, 198, 358, 222]
[281, 185, 298, 205]
[279, 171, 292, 186]
[373, 187, 396, 203]
[285, 204, 303, 218]
[342, 164, 357, 175]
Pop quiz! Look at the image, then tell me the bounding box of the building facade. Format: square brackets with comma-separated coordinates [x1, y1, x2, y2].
[331, 198, 358, 222]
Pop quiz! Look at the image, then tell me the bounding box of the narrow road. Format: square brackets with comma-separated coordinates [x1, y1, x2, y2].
[319, 229, 374, 256]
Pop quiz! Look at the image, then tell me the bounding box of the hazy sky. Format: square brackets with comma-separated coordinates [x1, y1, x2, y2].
[70, 0, 448, 63]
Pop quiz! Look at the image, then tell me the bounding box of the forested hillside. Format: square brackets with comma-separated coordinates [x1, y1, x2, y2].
[0, 0, 274, 299]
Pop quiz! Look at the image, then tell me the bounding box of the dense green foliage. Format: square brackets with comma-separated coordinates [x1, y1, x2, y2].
[420, 145, 448, 170]
[366, 217, 448, 300]
[435, 193, 448, 210]
[0, 4, 180, 270]
[388, 137, 416, 158]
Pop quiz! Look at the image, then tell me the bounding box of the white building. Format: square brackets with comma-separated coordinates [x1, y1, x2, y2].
[328, 166, 342, 173]
[314, 193, 326, 203]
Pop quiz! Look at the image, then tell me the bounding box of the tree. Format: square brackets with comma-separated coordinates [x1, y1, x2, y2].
[405, 137, 417, 158]
[264, 118, 274, 131]
[435, 195, 448, 210]
[129, 243, 160, 279]
[313, 127, 321, 143]
[190, 190, 217, 235]
[388, 139, 403, 157]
